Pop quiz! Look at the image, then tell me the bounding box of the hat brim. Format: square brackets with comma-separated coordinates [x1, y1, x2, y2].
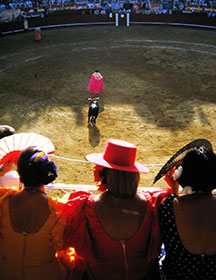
[86, 153, 149, 173]
[152, 138, 213, 184]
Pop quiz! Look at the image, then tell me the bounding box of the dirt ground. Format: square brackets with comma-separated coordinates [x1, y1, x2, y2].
[0, 24, 216, 190]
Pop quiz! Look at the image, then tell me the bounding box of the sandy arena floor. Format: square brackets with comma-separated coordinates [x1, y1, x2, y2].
[0, 24, 216, 189]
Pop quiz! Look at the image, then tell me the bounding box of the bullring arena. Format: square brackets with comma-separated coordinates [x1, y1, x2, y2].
[1, 11, 216, 193]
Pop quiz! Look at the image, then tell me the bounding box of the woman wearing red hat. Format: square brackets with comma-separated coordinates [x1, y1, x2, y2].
[62, 139, 176, 280]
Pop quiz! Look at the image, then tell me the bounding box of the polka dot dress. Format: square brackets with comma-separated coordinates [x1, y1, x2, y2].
[159, 195, 216, 280]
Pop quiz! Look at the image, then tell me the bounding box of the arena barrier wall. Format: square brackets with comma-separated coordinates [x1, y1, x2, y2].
[1, 10, 216, 35]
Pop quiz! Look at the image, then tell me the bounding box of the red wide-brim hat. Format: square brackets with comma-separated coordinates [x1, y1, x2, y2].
[86, 139, 149, 173]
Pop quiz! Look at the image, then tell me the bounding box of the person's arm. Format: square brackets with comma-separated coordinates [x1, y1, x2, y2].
[164, 166, 179, 195]
[0, 160, 14, 176]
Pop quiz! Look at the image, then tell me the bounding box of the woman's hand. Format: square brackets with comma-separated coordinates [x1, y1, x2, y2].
[164, 166, 179, 195]
[0, 160, 14, 176]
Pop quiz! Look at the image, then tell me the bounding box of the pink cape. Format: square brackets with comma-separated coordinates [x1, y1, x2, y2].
[88, 74, 104, 94]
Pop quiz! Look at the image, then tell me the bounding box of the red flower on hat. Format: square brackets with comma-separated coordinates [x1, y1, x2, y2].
[93, 165, 109, 192]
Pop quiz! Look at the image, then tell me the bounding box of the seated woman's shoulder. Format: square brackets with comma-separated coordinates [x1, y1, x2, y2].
[0, 186, 19, 197]
[68, 190, 93, 201]
[136, 192, 148, 202]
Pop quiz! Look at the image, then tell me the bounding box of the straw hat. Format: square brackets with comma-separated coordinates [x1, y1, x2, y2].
[86, 139, 149, 173]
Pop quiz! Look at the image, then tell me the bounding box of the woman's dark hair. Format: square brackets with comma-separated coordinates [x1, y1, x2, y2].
[17, 146, 57, 187]
[177, 147, 216, 192]
[0, 125, 15, 139]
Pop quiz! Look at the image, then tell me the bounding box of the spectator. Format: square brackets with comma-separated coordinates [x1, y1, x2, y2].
[0, 125, 20, 187]
[159, 146, 216, 279]
[0, 146, 67, 280]
[62, 138, 176, 280]
[0, 125, 15, 138]
[112, 0, 122, 12]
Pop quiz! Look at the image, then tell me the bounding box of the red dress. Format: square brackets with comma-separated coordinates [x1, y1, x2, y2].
[62, 188, 170, 280]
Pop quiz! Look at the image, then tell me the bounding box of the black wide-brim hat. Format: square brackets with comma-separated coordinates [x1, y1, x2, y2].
[152, 138, 213, 185]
